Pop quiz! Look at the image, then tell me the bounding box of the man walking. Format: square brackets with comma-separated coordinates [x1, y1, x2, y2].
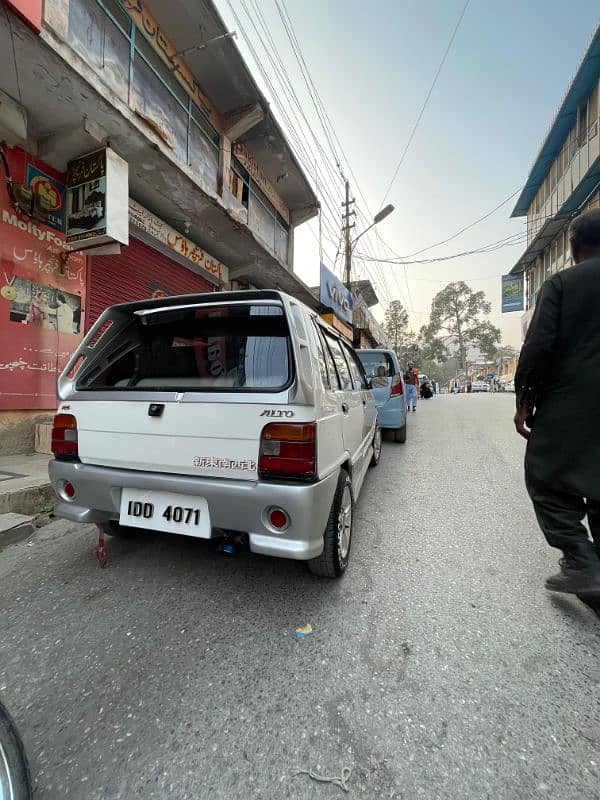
[404, 361, 419, 412]
[514, 208, 600, 595]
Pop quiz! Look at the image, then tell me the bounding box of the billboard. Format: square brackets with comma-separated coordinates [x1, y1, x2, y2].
[319, 263, 353, 325]
[0, 146, 87, 409]
[501, 274, 524, 313]
[66, 147, 129, 249]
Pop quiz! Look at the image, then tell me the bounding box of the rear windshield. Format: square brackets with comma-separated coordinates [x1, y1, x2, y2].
[357, 352, 395, 379]
[77, 304, 292, 392]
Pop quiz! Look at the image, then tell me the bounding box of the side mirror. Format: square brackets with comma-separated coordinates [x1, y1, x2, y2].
[366, 378, 373, 390]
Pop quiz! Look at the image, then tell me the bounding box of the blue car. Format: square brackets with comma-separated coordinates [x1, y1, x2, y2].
[357, 349, 407, 443]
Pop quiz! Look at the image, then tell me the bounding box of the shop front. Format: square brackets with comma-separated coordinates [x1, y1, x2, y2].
[0, 145, 87, 412]
[86, 201, 228, 329]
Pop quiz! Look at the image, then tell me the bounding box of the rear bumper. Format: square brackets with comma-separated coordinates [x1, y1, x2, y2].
[377, 396, 407, 430]
[48, 460, 339, 560]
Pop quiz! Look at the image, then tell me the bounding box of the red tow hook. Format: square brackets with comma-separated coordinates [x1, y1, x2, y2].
[95, 525, 109, 568]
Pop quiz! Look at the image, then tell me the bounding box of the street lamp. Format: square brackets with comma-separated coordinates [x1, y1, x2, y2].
[345, 203, 394, 287]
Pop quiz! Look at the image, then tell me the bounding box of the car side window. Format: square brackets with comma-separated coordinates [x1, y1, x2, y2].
[315, 325, 341, 389]
[324, 333, 353, 391]
[312, 324, 331, 389]
[343, 344, 367, 390]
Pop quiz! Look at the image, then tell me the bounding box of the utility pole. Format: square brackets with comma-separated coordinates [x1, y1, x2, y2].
[342, 179, 355, 288]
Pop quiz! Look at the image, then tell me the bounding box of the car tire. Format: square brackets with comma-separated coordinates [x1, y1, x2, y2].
[100, 521, 141, 539]
[308, 470, 353, 579]
[394, 424, 407, 444]
[0, 701, 33, 800]
[369, 426, 382, 467]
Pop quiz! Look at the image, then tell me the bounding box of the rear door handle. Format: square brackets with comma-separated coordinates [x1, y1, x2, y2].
[342, 402, 349, 414]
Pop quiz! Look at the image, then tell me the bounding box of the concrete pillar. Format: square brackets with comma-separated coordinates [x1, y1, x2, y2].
[218, 135, 232, 198]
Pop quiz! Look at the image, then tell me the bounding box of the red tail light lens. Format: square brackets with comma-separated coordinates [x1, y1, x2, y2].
[259, 423, 317, 482]
[52, 414, 79, 459]
[391, 374, 404, 395]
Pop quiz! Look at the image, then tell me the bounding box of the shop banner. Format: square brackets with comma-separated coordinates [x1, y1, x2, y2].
[0, 146, 86, 410]
[66, 147, 129, 248]
[129, 199, 227, 284]
[501, 274, 524, 313]
[319, 263, 353, 325]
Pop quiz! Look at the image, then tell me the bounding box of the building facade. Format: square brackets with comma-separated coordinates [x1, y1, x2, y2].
[509, 25, 600, 334]
[0, 0, 319, 450]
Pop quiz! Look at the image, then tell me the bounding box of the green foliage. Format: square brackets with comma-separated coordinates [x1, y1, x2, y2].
[425, 281, 501, 370]
[383, 300, 409, 356]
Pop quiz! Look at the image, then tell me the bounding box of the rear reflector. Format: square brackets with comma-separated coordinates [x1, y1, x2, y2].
[52, 414, 79, 459]
[259, 423, 316, 482]
[391, 374, 404, 396]
[269, 508, 289, 530]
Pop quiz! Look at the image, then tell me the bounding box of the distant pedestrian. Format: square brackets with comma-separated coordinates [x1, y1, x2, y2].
[514, 208, 600, 595]
[404, 361, 419, 412]
[453, 378, 460, 394]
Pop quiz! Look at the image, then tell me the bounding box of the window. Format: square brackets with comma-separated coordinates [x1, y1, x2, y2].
[343, 344, 367, 390]
[324, 333, 352, 390]
[356, 351, 394, 379]
[579, 103, 588, 146]
[315, 326, 340, 389]
[77, 304, 292, 392]
[589, 84, 599, 137]
[230, 159, 250, 207]
[313, 327, 331, 389]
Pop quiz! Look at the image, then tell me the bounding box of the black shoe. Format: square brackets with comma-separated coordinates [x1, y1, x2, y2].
[545, 556, 600, 594]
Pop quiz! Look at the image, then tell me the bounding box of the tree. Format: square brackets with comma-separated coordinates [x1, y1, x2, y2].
[425, 281, 501, 372]
[383, 300, 409, 356]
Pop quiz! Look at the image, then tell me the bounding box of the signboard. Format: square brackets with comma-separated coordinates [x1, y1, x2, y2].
[66, 147, 129, 248]
[129, 200, 228, 284]
[0, 146, 86, 410]
[319, 263, 353, 325]
[232, 143, 290, 225]
[353, 298, 388, 346]
[26, 165, 66, 232]
[6, 1, 43, 33]
[501, 274, 524, 313]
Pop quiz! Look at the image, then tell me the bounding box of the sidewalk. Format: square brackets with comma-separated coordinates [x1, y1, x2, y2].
[0, 453, 53, 516]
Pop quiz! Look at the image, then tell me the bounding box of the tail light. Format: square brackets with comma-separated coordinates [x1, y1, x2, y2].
[259, 423, 316, 482]
[391, 374, 404, 396]
[52, 414, 79, 459]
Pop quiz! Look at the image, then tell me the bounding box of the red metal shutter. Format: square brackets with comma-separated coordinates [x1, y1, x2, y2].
[86, 237, 213, 330]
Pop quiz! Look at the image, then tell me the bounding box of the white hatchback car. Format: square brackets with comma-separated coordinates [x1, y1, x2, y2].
[49, 290, 381, 577]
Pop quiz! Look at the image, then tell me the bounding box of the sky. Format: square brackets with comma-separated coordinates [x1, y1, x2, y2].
[215, 0, 600, 347]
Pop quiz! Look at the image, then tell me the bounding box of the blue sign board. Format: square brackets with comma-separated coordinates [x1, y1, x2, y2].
[501, 274, 524, 313]
[26, 164, 66, 232]
[319, 263, 353, 324]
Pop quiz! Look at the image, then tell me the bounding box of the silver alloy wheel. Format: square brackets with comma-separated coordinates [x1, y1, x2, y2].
[373, 427, 382, 461]
[337, 484, 353, 560]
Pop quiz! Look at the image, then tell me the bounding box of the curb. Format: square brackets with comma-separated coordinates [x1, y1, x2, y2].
[0, 483, 55, 517]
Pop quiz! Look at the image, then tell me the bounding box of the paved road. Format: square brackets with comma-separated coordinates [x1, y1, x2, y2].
[1, 394, 599, 800]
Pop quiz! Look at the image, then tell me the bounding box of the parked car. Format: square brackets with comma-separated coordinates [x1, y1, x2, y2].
[48, 291, 381, 578]
[471, 380, 489, 393]
[356, 349, 407, 443]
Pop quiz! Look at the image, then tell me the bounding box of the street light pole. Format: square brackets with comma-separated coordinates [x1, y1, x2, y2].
[342, 180, 394, 290]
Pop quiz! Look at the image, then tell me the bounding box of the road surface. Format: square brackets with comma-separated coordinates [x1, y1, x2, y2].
[1, 394, 598, 799]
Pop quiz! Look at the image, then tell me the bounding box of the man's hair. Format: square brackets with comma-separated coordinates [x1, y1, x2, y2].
[568, 208, 600, 249]
[57, 293, 66, 303]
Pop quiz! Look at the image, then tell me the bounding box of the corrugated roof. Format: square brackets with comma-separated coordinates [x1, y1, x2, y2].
[512, 23, 600, 217]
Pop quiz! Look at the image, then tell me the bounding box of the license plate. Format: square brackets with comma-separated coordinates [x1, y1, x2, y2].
[119, 489, 211, 538]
